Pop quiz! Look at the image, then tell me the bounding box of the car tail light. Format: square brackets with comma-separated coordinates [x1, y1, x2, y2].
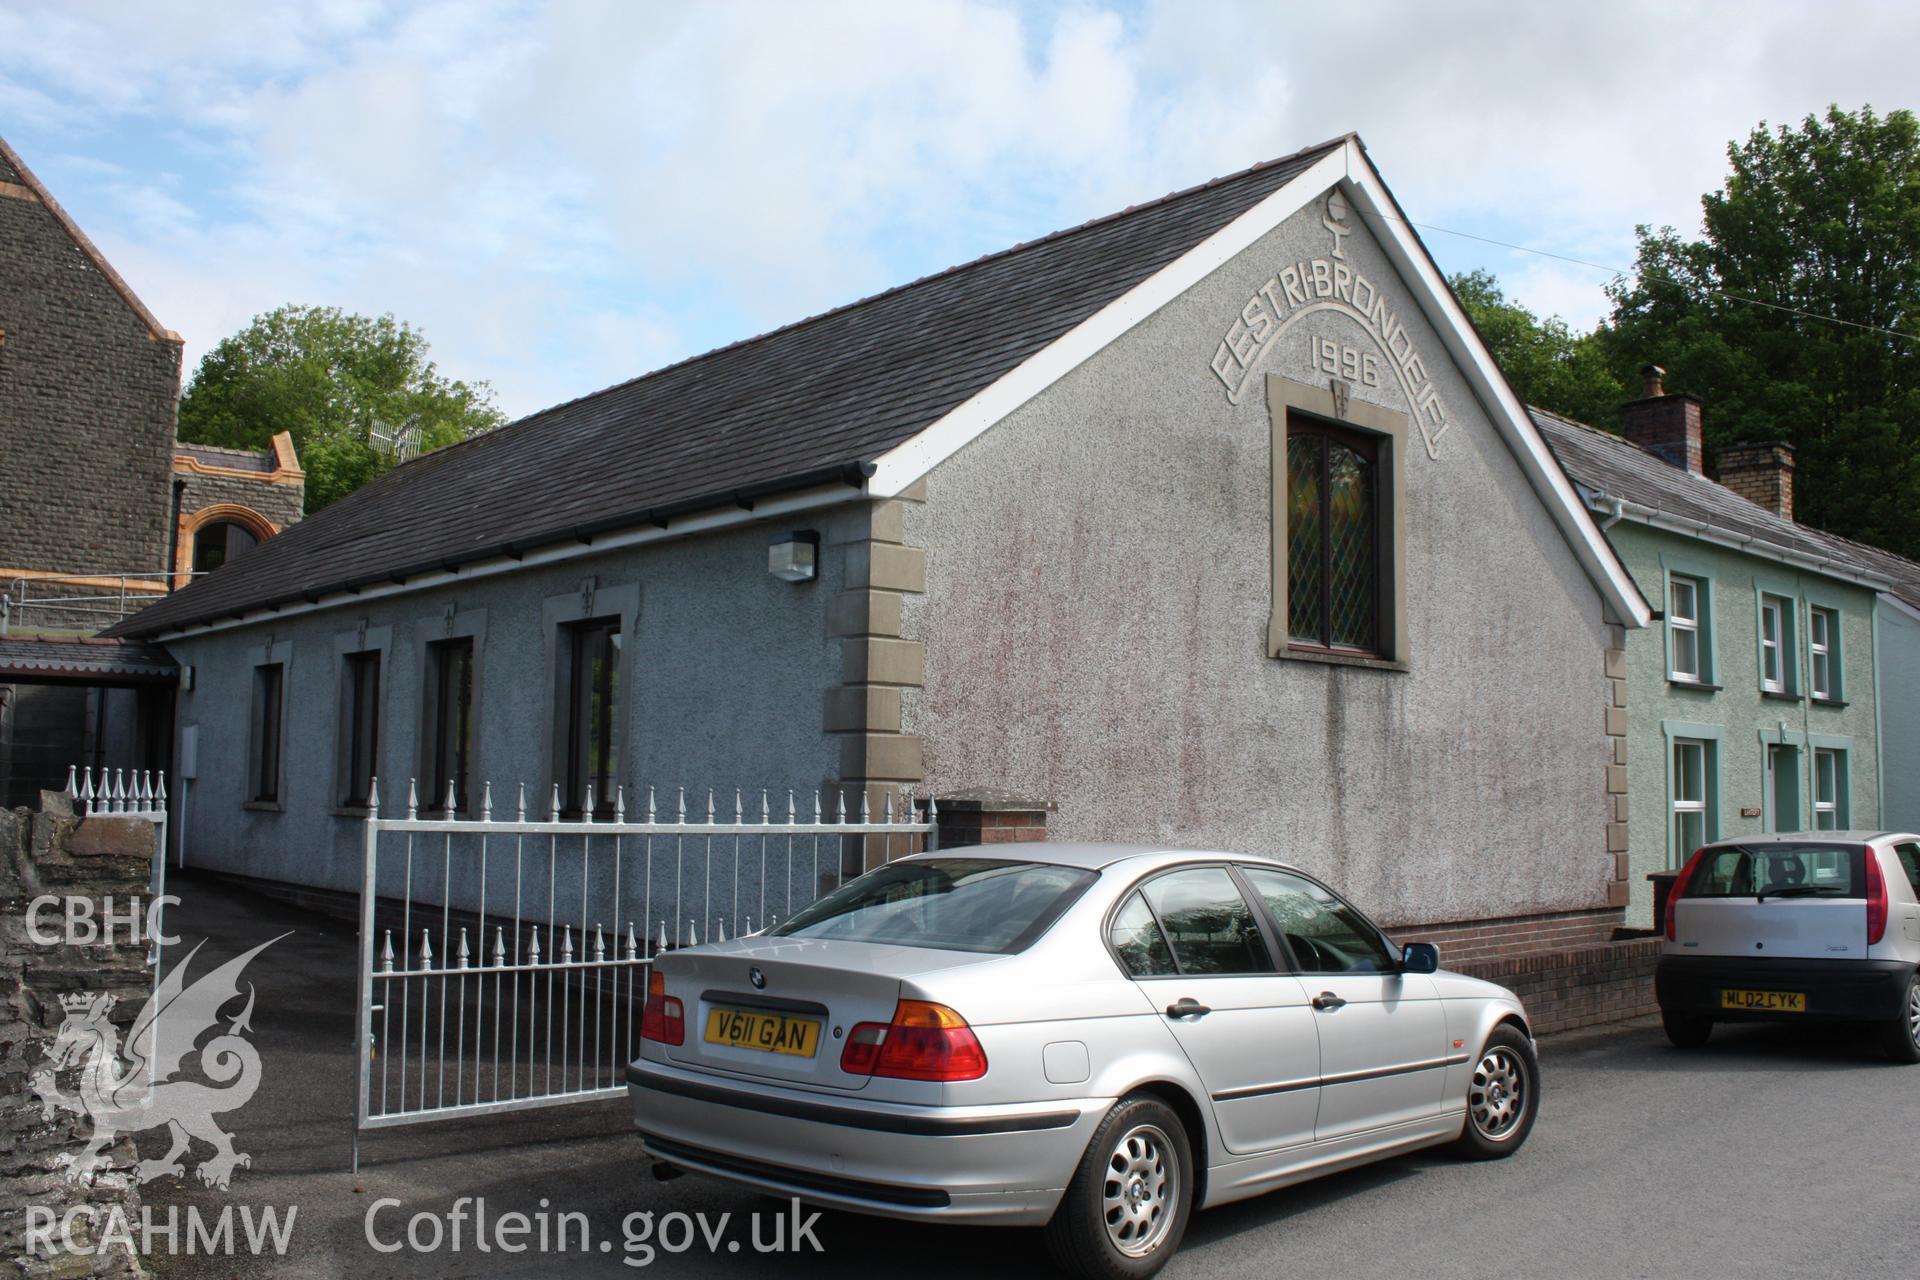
[839, 1000, 987, 1082]
[640, 969, 684, 1045]
[1866, 847, 1888, 946]
[1667, 846, 1708, 942]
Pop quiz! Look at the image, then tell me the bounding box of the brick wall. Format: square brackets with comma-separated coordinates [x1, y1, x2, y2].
[0, 147, 181, 585]
[1, 790, 154, 1278]
[1392, 906, 1629, 966]
[1452, 936, 1663, 1036]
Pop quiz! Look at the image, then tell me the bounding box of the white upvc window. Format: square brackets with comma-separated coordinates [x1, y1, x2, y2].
[1669, 576, 1703, 682]
[1671, 738, 1709, 864]
[1812, 747, 1842, 829]
[1759, 596, 1786, 693]
[1809, 607, 1835, 700]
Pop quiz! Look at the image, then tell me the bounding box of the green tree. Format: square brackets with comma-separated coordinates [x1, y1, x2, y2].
[1449, 269, 1624, 427]
[178, 305, 507, 512]
[1601, 105, 1920, 555]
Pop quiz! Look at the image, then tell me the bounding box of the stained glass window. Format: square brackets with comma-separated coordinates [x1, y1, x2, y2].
[1286, 419, 1381, 654]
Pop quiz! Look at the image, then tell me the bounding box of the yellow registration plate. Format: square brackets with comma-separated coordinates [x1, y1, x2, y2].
[703, 1007, 822, 1057]
[1720, 989, 1807, 1012]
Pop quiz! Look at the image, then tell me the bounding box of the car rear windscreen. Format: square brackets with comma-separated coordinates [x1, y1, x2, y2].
[1681, 843, 1866, 899]
[768, 858, 1098, 954]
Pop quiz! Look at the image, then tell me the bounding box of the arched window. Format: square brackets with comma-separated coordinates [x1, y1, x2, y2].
[191, 519, 260, 576]
[1285, 419, 1381, 654]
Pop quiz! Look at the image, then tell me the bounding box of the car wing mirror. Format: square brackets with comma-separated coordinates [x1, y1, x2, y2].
[1399, 941, 1439, 974]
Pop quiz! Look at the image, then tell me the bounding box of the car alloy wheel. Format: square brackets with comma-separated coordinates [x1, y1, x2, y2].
[1101, 1123, 1180, 1258]
[1468, 1045, 1529, 1141]
[1909, 982, 1919, 1048]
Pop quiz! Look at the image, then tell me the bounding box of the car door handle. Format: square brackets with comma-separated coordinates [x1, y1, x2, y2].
[1311, 992, 1346, 1011]
[1164, 999, 1211, 1019]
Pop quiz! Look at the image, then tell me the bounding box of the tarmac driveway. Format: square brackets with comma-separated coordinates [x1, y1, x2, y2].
[125, 874, 1911, 1280]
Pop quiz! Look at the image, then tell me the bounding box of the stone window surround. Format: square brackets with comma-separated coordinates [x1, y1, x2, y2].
[1759, 725, 1855, 831]
[540, 580, 640, 818]
[1658, 551, 1719, 689]
[1811, 740, 1851, 828]
[1751, 579, 1798, 699]
[172, 502, 281, 590]
[1660, 719, 1724, 869]
[1802, 593, 1845, 704]
[242, 637, 294, 813]
[1264, 374, 1409, 671]
[331, 622, 392, 815]
[415, 607, 488, 817]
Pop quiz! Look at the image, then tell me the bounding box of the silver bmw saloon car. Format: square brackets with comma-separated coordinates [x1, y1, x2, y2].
[627, 845, 1539, 1278]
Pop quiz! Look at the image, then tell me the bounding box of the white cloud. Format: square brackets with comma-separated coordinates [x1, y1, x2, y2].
[3, 0, 1917, 418]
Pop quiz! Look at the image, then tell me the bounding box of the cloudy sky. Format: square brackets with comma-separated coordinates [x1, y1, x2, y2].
[4, 0, 1915, 420]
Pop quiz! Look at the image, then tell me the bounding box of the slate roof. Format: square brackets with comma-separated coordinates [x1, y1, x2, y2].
[0, 635, 178, 684]
[1532, 407, 1920, 602]
[113, 137, 1346, 638]
[177, 442, 275, 473]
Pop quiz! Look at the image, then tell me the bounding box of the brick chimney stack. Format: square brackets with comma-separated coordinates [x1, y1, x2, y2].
[1717, 441, 1796, 521]
[1621, 364, 1705, 475]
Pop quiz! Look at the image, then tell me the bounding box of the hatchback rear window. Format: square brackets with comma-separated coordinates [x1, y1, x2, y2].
[1681, 843, 1866, 899]
[768, 858, 1097, 954]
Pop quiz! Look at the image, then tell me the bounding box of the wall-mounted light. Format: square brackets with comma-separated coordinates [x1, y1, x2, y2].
[768, 529, 820, 583]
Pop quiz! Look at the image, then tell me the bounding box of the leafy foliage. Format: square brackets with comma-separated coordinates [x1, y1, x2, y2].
[177, 306, 507, 512]
[1449, 269, 1624, 428]
[1603, 105, 1920, 555]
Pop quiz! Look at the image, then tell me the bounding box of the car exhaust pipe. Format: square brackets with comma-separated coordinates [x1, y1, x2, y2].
[651, 1161, 685, 1183]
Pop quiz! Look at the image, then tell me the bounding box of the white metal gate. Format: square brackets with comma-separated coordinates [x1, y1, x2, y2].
[352, 778, 935, 1168]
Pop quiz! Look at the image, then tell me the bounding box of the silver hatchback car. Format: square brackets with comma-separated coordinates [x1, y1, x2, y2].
[627, 845, 1540, 1278]
[1657, 831, 1920, 1061]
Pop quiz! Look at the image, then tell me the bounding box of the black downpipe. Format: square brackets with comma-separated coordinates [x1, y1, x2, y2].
[165, 478, 187, 593]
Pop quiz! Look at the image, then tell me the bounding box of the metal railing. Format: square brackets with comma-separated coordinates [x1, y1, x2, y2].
[3, 571, 183, 634]
[353, 776, 937, 1169]
[64, 766, 173, 1027]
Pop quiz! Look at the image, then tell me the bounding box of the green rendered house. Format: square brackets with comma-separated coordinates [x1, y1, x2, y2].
[1537, 370, 1890, 926]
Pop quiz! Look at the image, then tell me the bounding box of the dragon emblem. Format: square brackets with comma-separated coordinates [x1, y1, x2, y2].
[31, 935, 284, 1189]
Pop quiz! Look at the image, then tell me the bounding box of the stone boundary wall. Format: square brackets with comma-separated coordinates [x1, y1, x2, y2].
[1, 791, 154, 1278]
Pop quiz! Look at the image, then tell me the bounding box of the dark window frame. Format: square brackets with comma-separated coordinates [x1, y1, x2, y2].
[422, 636, 475, 815]
[338, 650, 382, 809]
[1285, 411, 1388, 658]
[191, 519, 260, 576]
[247, 662, 285, 806]
[558, 616, 621, 820]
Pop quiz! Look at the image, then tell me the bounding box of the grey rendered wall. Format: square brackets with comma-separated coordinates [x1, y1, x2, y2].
[163, 506, 867, 901]
[1878, 597, 1920, 834]
[903, 191, 1615, 929]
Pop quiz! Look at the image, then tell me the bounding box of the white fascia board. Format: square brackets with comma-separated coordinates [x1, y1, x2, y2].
[148, 481, 864, 643]
[866, 146, 1350, 498]
[1336, 149, 1652, 630]
[1597, 496, 1896, 593]
[869, 138, 1653, 630]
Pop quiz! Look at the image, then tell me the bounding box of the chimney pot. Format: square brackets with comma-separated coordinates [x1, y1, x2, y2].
[1639, 364, 1667, 398]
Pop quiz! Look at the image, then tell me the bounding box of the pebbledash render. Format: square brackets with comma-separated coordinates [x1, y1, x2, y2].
[116, 135, 1658, 959]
